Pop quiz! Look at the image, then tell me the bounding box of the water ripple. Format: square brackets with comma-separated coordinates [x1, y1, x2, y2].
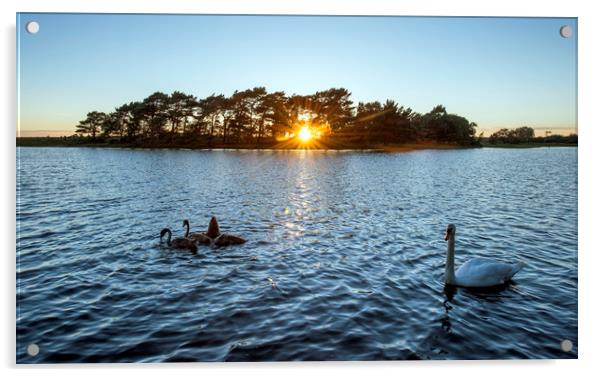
[16, 147, 577, 362]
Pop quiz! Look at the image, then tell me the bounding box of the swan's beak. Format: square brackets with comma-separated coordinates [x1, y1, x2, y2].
[444, 231, 450, 241]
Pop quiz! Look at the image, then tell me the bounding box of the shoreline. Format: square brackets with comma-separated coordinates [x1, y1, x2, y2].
[15, 137, 577, 152]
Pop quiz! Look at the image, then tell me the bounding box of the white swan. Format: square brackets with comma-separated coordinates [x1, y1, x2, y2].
[444, 224, 524, 287]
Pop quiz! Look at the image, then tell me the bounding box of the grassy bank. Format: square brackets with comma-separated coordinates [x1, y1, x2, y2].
[481, 141, 578, 148]
[17, 137, 577, 152]
[16, 137, 478, 152]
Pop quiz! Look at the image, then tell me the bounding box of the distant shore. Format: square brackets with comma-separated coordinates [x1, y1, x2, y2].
[480, 141, 578, 148]
[16, 137, 576, 152]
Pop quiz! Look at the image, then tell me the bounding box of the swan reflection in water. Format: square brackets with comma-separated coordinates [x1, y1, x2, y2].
[417, 285, 457, 357]
[439, 283, 513, 335]
[441, 285, 456, 333]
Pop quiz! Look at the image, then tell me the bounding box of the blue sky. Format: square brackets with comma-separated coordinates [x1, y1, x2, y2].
[17, 14, 577, 136]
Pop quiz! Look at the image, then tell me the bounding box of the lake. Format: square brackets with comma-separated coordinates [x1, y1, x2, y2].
[16, 147, 578, 362]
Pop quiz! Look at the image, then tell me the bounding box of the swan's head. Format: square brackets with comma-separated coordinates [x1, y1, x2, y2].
[182, 219, 190, 228]
[444, 224, 456, 241]
[160, 228, 170, 239]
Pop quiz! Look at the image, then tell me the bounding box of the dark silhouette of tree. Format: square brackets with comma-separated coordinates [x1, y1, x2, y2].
[101, 112, 120, 137]
[379, 100, 404, 144]
[490, 126, 535, 144]
[422, 105, 448, 141]
[489, 128, 509, 144]
[513, 126, 535, 142]
[128, 102, 146, 139]
[220, 96, 235, 144]
[197, 94, 224, 144]
[539, 133, 577, 144]
[257, 91, 288, 142]
[399, 106, 420, 142]
[141, 92, 170, 138]
[228, 90, 251, 142]
[355, 101, 384, 142]
[111, 103, 134, 139]
[75, 87, 482, 147]
[312, 88, 354, 131]
[420, 105, 476, 145]
[167, 91, 197, 135]
[75, 111, 106, 139]
[353, 100, 420, 144]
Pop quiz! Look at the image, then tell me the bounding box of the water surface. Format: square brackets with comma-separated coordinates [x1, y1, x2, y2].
[16, 147, 578, 362]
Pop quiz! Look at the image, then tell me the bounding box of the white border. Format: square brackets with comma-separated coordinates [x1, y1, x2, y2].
[3, 1, 601, 376]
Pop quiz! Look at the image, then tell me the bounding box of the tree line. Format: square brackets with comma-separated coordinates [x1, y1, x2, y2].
[488, 126, 577, 145]
[75, 87, 480, 147]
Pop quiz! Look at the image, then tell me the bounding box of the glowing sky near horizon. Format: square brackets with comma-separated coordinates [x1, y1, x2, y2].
[17, 14, 577, 136]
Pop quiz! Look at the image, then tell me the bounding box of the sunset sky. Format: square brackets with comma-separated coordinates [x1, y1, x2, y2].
[17, 13, 577, 137]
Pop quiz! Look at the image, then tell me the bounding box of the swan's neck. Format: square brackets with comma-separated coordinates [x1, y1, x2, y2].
[165, 230, 172, 245]
[184, 223, 189, 237]
[445, 234, 456, 284]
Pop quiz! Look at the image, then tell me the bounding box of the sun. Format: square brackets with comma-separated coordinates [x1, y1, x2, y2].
[298, 126, 312, 142]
